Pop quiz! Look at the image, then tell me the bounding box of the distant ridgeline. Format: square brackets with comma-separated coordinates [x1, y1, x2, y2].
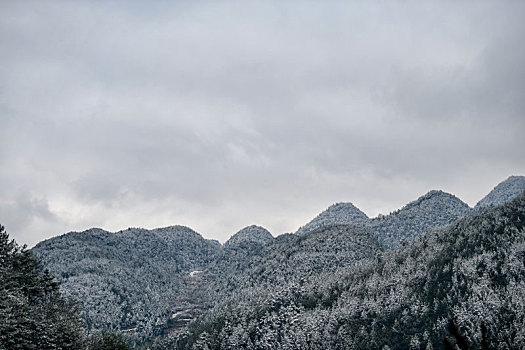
[29, 175, 525, 348]
[295, 190, 471, 248]
[474, 175, 525, 209]
[295, 176, 525, 248]
[157, 181, 525, 349]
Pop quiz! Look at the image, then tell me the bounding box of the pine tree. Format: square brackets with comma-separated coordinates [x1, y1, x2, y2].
[87, 332, 129, 350]
[0, 225, 87, 349]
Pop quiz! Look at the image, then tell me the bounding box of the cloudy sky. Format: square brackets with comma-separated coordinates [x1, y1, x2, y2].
[1, 1, 524, 246]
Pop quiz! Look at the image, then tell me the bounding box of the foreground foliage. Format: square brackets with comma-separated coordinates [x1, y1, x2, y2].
[0, 225, 85, 349]
[0, 225, 131, 349]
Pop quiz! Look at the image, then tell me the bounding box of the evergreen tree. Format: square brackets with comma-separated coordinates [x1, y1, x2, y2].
[87, 332, 129, 350]
[0, 225, 86, 349]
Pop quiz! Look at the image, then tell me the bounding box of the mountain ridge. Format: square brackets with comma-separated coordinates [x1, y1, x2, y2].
[475, 175, 525, 209]
[157, 189, 525, 349]
[295, 202, 369, 235]
[224, 225, 273, 248]
[28, 175, 525, 347]
[367, 189, 471, 248]
[295, 189, 470, 248]
[32, 225, 223, 344]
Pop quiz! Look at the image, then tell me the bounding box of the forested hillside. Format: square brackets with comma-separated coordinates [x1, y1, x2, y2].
[296, 203, 369, 235]
[24, 176, 525, 348]
[205, 224, 381, 301]
[155, 190, 525, 349]
[224, 225, 274, 248]
[475, 175, 525, 209]
[150, 224, 383, 349]
[367, 190, 471, 248]
[295, 177, 525, 250]
[32, 226, 222, 344]
[296, 191, 470, 249]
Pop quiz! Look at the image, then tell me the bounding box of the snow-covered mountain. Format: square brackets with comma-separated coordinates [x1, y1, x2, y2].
[224, 225, 274, 248]
[475, 175, 525, 209]
[28, 175, 525, 348]
[156, 190, 525, 350]
[367, 190, 470, 248]
[296, 202, 369, 235]
[32, 225, 222, 343]
[295, 190, 470, 249]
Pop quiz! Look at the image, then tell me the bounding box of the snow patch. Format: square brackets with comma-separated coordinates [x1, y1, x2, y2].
[189, 270, 203, 277]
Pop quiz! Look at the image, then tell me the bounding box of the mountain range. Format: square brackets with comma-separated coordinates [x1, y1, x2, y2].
[30, 175, 525, 348]
[296, 190, 471, 249]
[165, 184, 525, 349]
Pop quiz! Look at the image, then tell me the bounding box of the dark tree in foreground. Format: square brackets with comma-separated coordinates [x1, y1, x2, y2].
[0, 225, 86, 349]
[443, 319, 490, 350]
[87, 332, 129, 350]
[444, 319, 470, 350]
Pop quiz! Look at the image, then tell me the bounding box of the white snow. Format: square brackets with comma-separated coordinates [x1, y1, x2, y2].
[189, 270, 203, 277]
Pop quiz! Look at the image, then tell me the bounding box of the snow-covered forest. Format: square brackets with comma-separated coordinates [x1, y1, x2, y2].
[2, 175, 525, 349]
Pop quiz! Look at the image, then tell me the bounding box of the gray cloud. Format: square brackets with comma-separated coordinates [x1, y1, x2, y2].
[0, 192, 61, 245]
[1, 1, 524, 246]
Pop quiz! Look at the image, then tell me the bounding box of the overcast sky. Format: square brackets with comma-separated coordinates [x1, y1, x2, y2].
[1, 1, 524, 247]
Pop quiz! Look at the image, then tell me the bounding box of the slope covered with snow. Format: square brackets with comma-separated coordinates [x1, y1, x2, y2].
[367, 190, 471, 248]
[475, 175, 525, 209]
[296, 202, 369, 235]
[224, 225, 273, 248]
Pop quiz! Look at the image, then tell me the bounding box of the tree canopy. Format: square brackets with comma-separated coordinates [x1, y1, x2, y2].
[0, 225, 85, 349]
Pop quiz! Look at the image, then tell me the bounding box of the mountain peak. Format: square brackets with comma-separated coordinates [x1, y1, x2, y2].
[475, 176, 525, 209]
[369, 190, 470, 248]
[401, 190, 469, 212]
[296, 202, 369, 235]
[225, 225, 274, 248]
